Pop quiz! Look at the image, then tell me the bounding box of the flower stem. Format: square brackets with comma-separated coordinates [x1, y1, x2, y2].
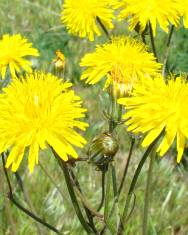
[1, 153, 62, 235]
[96, 17, 111, 40]
[118, 138, 135, 195]
[162, 25, 174, 77]
[54, 152, 93, 234]
[104, 165, 111, 221]
[142, 150, 155, 235]
[97, 171, 106, 211]
[117, 132, 162, 235]
[111, 162, 120, 230]
[148, 22, 158, 62]
[69, 168, 103, 220]
[69, 168, 105, 234]
[104, 164, 116, 234]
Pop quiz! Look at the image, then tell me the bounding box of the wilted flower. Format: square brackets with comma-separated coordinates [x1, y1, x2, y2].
[53, 50, 65, 71]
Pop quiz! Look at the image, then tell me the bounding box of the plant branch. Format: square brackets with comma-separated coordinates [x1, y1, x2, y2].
[148, 22, 158, 62]
[162, 25, 175, 76]
[97, 171, 106, 211]
[2, 153, 62, 235]
[14, 172, 43, 235]
[118, 138, 135, 195]
[53, 151, 93, 234]
[117, 131, 163, 235]
[96, 17, 111, 40]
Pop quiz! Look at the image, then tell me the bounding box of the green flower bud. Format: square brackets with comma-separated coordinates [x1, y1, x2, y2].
[88, 132, 119, 171]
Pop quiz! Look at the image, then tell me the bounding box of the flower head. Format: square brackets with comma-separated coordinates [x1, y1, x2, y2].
[114, 0, 181, 36]
[53, 50, 66, 70]
[0, 34, 39, 79]
[0, 72, 88, 172]
[118, 75, 188, 162]
[61, 0, 114, 41]
[80, 36, 161, 96]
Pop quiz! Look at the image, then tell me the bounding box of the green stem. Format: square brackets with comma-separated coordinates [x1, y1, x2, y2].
[96, 17, 111, 40]
[97, 171, 106, 211]
[104, 166, 111, 221]
[118, 138, 135, 195]
[142, 150, 155, 235]
[73, 185, 103, 220]
[148, 22, 158, 62]
[69, 167, 103, 234]
[69, 184, 98, 234]
[162, 25, 174, 77]
[141, 33, 146, 44]
[109, 96, 115, 133]
[54, 152, 93, 234]
[2, 153, 62, 235]
[111, 163, 120, 230]
[103, 164, 115, 234]
[117, 132, 162, 235]
[14, 172, 43, 235]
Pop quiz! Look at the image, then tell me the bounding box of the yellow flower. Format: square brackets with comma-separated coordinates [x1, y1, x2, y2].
[179, 0, 188, 28]
[0, 72, 88, 173]
[118, 75, 188, 162]
[53, 50, 66, 70]
[0, 34, 39, 79]
[61, 0, 114, 41]
[114, 0, 181, 36]
[80, 36, 161, 96]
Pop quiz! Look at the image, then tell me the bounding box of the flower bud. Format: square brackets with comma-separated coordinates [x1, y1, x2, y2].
[88, 132, 119, 171]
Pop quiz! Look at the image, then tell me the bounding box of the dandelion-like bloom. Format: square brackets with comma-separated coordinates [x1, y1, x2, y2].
[80, 36, 161, 96]
[118, 75, 188, 162]
[0, 34, 39, 79]
[0, 72, 88, 173]
[114, 0, 181, 36]
[61, 0, 114, 41]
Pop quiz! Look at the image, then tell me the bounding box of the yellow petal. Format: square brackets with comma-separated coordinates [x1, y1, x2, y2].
[28, 142, 39, 173]
[177, 131, 185, 163]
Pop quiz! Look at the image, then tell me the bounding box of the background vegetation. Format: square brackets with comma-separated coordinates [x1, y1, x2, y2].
[1, 0, 188, 234]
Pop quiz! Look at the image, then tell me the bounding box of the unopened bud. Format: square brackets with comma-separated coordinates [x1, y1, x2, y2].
[88, 132, 119, 170]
